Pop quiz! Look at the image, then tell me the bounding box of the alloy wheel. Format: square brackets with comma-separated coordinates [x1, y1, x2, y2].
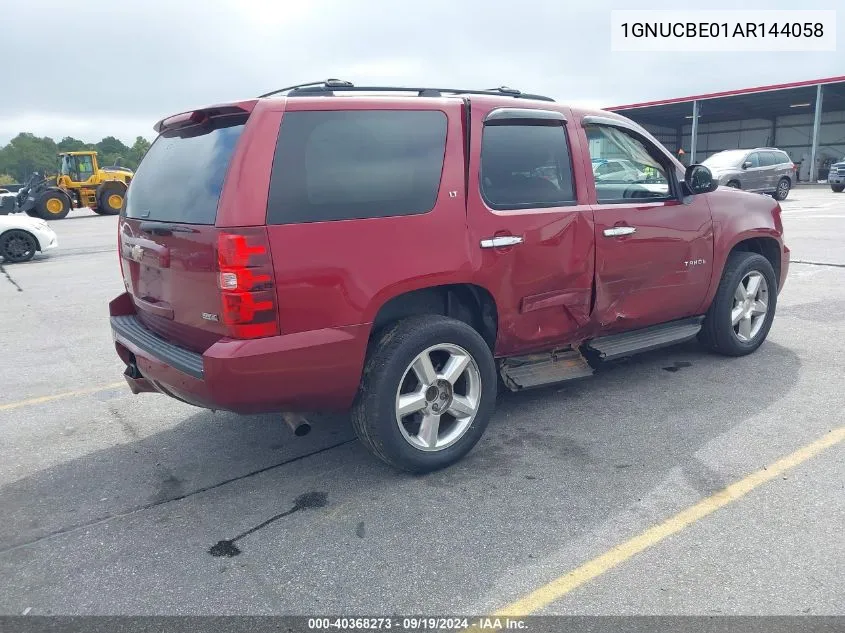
[731, 271, 769, 342]
[395, 344, 482, 452]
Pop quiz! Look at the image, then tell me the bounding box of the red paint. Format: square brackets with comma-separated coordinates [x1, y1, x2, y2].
[111, 93, 788, 415]
[606, 75, 845, 111]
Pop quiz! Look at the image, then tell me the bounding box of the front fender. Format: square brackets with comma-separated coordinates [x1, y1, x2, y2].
[698, 188, 785, 311]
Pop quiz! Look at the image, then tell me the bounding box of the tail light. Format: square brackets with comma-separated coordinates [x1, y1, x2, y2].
[217, 229, 279, 339]
[117, 223, 125, 279]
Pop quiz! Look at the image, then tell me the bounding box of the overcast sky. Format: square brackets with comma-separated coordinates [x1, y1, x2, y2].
[1, 0, 842, 146]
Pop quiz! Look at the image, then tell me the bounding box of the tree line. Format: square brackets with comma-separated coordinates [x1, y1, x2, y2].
[0, 134, 152, 185]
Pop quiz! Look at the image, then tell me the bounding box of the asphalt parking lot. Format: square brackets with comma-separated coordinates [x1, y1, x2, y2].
[1, 188, 843, 616]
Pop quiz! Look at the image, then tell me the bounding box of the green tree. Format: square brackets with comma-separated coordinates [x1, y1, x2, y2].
[0, 174, 16, 186]
[129, 136, 152, 167]
[0, 133, 58, 181]
[94, 136, 130, 169]
[56, 136, 90, 153]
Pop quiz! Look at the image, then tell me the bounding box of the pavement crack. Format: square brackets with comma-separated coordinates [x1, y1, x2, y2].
[209, 491, 328, 557]
[0, 264, 23, 292]
[0, 438, 355, 556]
[108, 405, 140, 440]
[791, 260, 845, 268]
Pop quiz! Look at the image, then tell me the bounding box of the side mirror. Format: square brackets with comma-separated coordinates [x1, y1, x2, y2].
[742, 161, 752, 169]
[684, 164, 718, 195]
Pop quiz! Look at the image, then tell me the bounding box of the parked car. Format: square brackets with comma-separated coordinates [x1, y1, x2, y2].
[591, 158, 646, 183]
[0, 213, 58, 263]
[828, 160, 845, 192]
[109, 80, 790, 472]
[702, 148, 794, 200]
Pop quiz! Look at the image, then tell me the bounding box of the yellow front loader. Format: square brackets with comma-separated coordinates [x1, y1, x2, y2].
[14, 151, 133, 220]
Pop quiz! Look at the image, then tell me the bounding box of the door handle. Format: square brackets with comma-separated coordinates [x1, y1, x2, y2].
[603, 226, 637, 237]
[480, 236, 524, 249]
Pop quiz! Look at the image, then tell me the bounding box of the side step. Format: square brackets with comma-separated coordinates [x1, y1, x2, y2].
[499, 348, 594, 391]
[585, 316, 704, 361]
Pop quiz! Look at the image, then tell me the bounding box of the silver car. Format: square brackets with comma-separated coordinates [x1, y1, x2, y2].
[702, 148, 795, 200]
[829, 161, 845, 192]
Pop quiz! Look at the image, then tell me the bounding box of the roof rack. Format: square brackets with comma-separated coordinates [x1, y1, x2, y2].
[258, 79, 555, 102]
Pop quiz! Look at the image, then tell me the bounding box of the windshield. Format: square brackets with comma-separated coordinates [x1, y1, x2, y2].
[703, 151, 747, 168]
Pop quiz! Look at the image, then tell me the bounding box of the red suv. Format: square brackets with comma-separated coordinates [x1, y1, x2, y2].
[110, 80, 789, 472]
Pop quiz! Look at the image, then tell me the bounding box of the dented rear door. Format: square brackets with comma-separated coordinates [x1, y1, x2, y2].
[467, 103, 596, 356]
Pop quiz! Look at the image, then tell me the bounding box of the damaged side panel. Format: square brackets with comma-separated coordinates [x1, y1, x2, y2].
[471, 206, 597, 356]
[466, 102, 599, 357]
[591, 198, 714, 333]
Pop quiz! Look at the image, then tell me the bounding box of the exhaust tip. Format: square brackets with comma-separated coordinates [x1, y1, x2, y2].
[282, 413, 312, 437]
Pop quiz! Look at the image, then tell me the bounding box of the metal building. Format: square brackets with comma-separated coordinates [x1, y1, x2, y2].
[607, 76, 845, 183]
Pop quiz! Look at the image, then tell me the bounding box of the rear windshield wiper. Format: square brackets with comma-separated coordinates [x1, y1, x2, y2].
[139, 221, 197, 236]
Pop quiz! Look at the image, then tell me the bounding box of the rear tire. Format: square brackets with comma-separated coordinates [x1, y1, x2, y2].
[774, 177, 790, 201]
[0, 229, 38, 263]
[699, 251, 777, 357]
[95, 182, 126, 215]
[351, 315, 497, 473]
[832, 185, 845, 193]
[35, 190, 71, 220]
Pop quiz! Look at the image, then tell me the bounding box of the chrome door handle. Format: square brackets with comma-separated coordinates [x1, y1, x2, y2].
[603, 226, 637, 237]
[480, 236, 524, 249]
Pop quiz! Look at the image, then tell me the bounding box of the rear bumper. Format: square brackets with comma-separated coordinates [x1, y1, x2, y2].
[109, 293, 370, 413]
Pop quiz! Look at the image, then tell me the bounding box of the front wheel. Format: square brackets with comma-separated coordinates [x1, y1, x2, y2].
[774, 177, 790, 201]
[832, 185, 845, 193]
[352, 315, 498, 473]
[0, 229, 38, 263]
[726, 180, 741, 189]
[35, 191, 71, 220]
[699, 251, 777, 356]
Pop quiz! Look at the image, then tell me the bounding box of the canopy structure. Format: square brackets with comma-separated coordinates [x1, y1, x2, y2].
[607, 76, 845, 182]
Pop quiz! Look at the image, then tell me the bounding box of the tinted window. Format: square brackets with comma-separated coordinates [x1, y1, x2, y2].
[747, 153, 760, 168]
[124, 115, 246, 225]
[267, 110, 447, 224]
[766, 151, 789, 166]
[480, 124, 575, 209]
[585, 124, 671, 202]
[759, 152, 777, 167]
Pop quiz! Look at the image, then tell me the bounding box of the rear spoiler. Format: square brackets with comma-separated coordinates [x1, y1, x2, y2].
[153, 101, 257, 134]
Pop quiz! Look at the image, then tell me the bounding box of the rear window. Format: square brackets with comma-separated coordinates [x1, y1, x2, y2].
[766, 150, 790, 165]
[267, 110, 447, 224]
[124, 115, 246, 225]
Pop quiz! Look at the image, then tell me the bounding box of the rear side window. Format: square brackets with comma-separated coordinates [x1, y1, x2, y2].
[759, 152, 777, 167]
[267, 110, 447, 224]
[480, 124, 576, 209]
[124, 115, 246, 225]
[765, 151, 789, 166]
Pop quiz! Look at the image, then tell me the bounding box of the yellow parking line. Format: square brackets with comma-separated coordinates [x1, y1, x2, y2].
[0, 382, 126, 412]
[493, 426, 845, 616]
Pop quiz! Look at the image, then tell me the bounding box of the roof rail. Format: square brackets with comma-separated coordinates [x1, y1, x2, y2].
[258, 79, 555, 102]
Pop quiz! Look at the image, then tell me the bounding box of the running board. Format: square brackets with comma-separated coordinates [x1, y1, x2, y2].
[499, 348, 594, 391]
[585, 316, 704, 361]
